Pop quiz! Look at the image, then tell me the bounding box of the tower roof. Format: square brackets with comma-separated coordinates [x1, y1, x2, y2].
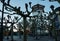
[32, 4, 45, 12]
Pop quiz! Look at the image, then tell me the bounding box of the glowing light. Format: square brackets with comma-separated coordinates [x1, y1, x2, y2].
[7, 23, 11, 27]
[13, 29, 18, 32]
[45, 30, 49, 33]
[3, 23, 5, 26]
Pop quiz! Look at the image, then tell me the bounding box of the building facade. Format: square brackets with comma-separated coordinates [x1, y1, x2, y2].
[31, 4, 49, 36]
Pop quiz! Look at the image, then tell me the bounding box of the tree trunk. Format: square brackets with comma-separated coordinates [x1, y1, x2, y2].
[23, 17, 27, 41]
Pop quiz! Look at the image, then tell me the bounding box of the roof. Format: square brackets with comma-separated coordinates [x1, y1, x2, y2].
[32, 4, 45, 12]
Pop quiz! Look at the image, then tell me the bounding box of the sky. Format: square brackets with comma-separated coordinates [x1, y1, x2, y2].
[0, 0, 60, 16]
[10, 0, 60, 12]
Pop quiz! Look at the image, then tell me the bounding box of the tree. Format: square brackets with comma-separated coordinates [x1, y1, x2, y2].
[49, 0, 60, 3]
[56, 0, 60, 3]
[41, 0, 60, 3]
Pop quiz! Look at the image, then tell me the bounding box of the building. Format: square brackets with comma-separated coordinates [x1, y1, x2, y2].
[32, 4, 45, 16]
[31, 4, 48, 36]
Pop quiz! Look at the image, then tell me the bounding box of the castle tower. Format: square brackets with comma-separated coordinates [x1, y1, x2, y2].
[31, 4, 45, 36]
[32, 4, 45, 16]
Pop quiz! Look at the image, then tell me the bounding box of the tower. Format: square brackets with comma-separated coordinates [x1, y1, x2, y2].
[32, 4, 45, 16]
[31, 4, 45, 37]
